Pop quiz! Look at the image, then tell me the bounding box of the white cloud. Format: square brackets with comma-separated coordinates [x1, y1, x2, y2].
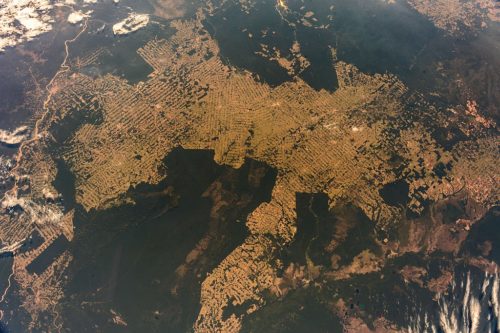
[0, 0, 55, 52]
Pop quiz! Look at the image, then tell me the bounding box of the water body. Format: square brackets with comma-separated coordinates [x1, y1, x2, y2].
[0, 0, 172, 139]
[245, 198, 500, 332]
[344, 208, 500, 331]
[0, 5, 89, 159]
[244, 198, 382, 332]
[0, 0, 498, 331]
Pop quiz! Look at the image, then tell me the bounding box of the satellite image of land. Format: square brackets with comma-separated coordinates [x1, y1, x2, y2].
[0, 0, 499, 332]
